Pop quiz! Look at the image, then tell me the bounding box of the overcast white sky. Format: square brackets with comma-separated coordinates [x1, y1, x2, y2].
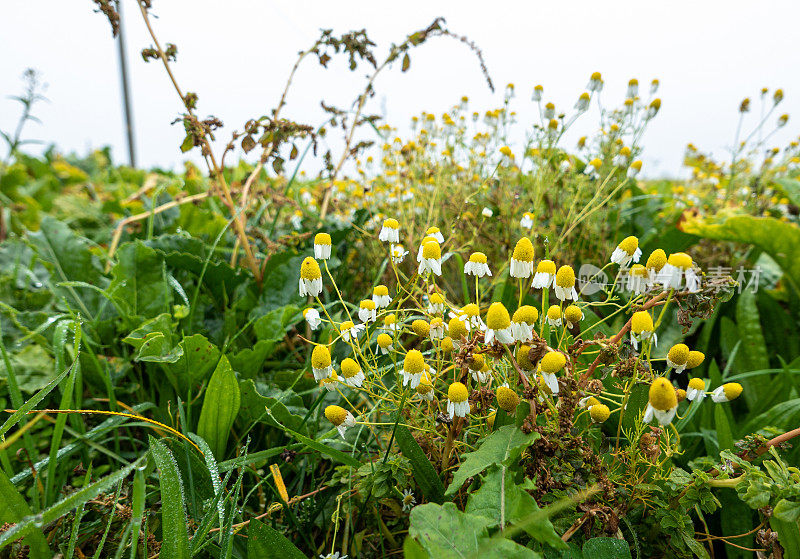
[1, 1, 797, 177]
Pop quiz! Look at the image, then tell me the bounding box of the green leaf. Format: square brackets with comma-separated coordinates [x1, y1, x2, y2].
[736, 290, 769, 371]
[0, 469, 49, 557]
[0, 362, 74, 438]
[228, 340, 276, 378]
[197, 355, 241, 459]
[776, 178, 800, 207]
[110, 241, 169, 319]
[770, 517, 800, 559]
[238, 379, 306, 433]
[395, 424, 445, 504]
[775, 499, 800, 523]
[714, 404, 734, 452]
[0, 344, 55, 393]
[446, 425, 539, 496]
[150, 439, 190, 559]
[408, 502, 491, 558]
[281, 427, 361, 468]
[582, 537, 632, 558]
[466, 466, 565, 549]
[253, 304, 301, 342]
[162, 334, 220, 392]
[247, 519, 306, 559]
[680, 213, 800, 294]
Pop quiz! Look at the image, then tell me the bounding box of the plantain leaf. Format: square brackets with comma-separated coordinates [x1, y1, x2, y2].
[197, 355, 241, 459]
[150, 438, 190, 559]
[247, 519, 306, 559]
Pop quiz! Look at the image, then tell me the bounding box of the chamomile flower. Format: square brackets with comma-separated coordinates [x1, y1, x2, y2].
[666, 343, 690, 373]
[321, 370, 340, 392]
[554, 265, 579, 301]
[517, 344, 536, 375]
[311, 345, 332, 381]
[340, 358, 365, 388]
[303, 308, 322, 330]
[324, 405, 356, 439]
[429, 317, 446, 340]
[358, 299, 377, 323]
[440, 336, 454, 353]
[510, 237, 535, 278]
[685, 378, 706, 402]
[382, 313, 400, 331]
[320, 553, 347, 559]
[645, 249, 667, 286]
[531, 260, 556, 290]
[579, 396, 601, 408]
[412, 319, 430, 338]
[379, 218, 400, 243]
[686, 350, 705, 369]
[589, 404, 611, 423]
[584, 158, 602, 176]
[447, 382, 470, 418]
[611, 236, 642, 266]
[458, 303, 485, 330]
[520, 212, 535, 230]
[627, 160, 643, 178]
[314, 233, 332, 260]
[339, 320, 365, 342]
[448, 316, 469, 347]
[391, 244, 409, 264]
[418, 240, 443, 276]
[564, 305, 583, 328]
[401, 350, 426, 388]
[401, 488, 417, 512]
[543, 102, 556, 119]
[626, 78, 639, 98]
[464, 252, 492, 277]
[427, 293, 446, 315]
[416, 236, 438, 262]
[299, 257, 323, 297]
[425, 226, 444, 243]
[372, 285, 392, 308]
[484, 302, 514, 345]
[482, 207, 494, 218]
[511, 306, 538, 342]
[587, 71, 603, 92]
[532, 84, 543, 102]
[575, 92, 591, 112]
[711, 383, 743, 403]
[627, 265, 648, 295]
[660, 252, 700, 292]
[630, 311, 656, 350]
[546, 305, 562, 327]
[539, 351, 565, 395]
[496, 384, 520, 413]
[643, 377, 678, 425]
[376, 333, 393, 354]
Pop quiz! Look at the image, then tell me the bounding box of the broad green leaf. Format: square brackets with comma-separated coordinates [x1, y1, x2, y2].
[253, 304, 301, 342]
[281, 427, 361, 468]
[247, 519, 306, 559]
[110, 241, 169, 319]
[466, 466, 565, 549]
[408, 502, 492, 558]
[736, 290, 769, 371]
[150, 439, 190, 559]
[0, 469, 49, 557]
[404, 536, 430, 559]
[719, 490, 754, 559]
[770, 517, 800, 559]
[714, 405, 734, 452]
[238, 379, 306, 433]
[776, 178, 800, 208]
[775, 499, 800, 523]
[446, 425, 539, 496]
[0, 344, 55, 393]
[228, 340, 276, 378]
[582, 537, 632, 558]
[162, 334, 220, 391]
[680, 213, 800, 294]
[395, 424, 445, 503]
[197, 355, 241, 459]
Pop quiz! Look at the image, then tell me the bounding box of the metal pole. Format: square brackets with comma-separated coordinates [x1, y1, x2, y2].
[116, 0, 137, 167]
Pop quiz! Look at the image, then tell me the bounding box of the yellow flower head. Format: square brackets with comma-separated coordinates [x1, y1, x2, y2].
[589, 404, 610, 423]
[441, 336, 454, 353]
[422, 240, 442, 260]
[448, 382, 469, 403]
[384, 313, 397, 327]
[496, 386, 519, 412]
[377, 333, 393, 349]
[536, 260, 557, 275]
[512, 305, 539, 324]
[340, 358, 361, 379]
[448, 316, 468, 339]
[564, 305, 583, 325]
[617, 236, 639, 256]
[417, 372, 433, 395]
[360, 299, 376, 310]
[676, 389, 687, 402]
[500, 146, 513, 157]
[311, 345, 331, 369]
[583, 396, 600, 408]
[589, 158, 603, 169]
[547, 305, 562, 320]
[686, 350, 705, 369]
[722, 383, 743, 400]
[430, 293, 445, 305]
[630, 264, 647, 278]
[383, 218, 399, 230]
[517, 345, 534, 370]
[469, 353, 485, 371]
[412, 319, 430, 338]
[631, 311, 654, 334]
[646, 249, 667, 272]
[461, 303, 480, 319]
[667, 252, 693, 270]
[648, 378, 677, 411]
[667, 344, 690, 366]
[540, 351, 566, 374]
[590, 71, 602, 81]
[325, 405, 349, 426]
[300, 257, 322, 280]
[403, 350, 425, 375]
[512, 237, 535, 263]
[555, 265, 576, 288]
[469, 252, 488, 264]
[486, 302, 511, 330]
[373, 285, 389, 297]
[426, 226, 441, 236]
[314, 233, 332, 246]
[687, 377, 705, 391]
